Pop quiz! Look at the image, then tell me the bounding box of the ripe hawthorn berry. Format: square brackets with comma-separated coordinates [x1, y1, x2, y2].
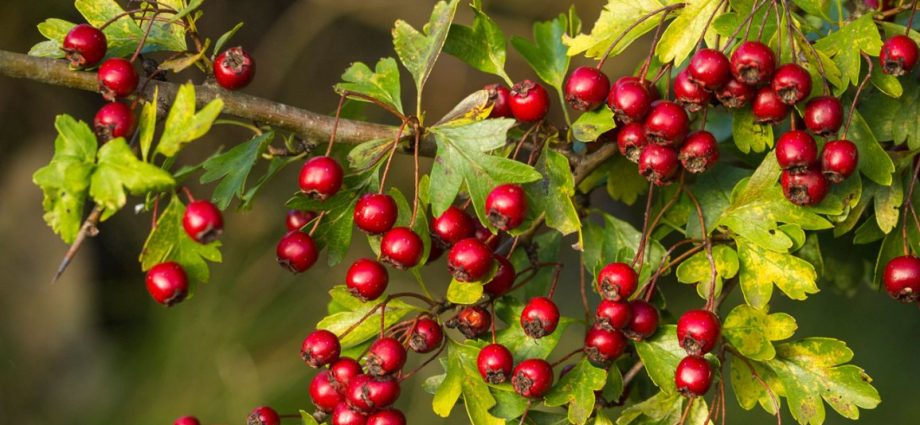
[520, 296, 560, 338]
[367, 409, 406, 425]
[625, 300, 659, 341]
[883, 255, 920, 302]
[365, 337, 407, 377]
[345, 258, 389, 301]
[485, 183, 527, 231]
[752, 86, 789, 124]
[771, 63, 812, 105]
[775, 130, 818, 173]
[483, 255, 515, 296]
[173, 416, 200, 425]
[644, 100, 689, 147]
[213, 47, 256, 90]
[330, 357, 362, 392]
[299, 156, 344, 200]
[146, 261, 189, 306]
[93, 102, 135, 142]
[673, 69, 711, 113]
[485, 84, 513, 118]
[447, 238, 494, 282]
[301, 329, 341, 368]
[608, 79, 653, 123]
[409, 317, 443, 353]
[584, 325, 628, 364]
[286, 210, 316, 231]
[97, 58, 138, 100]
[380, 227, 424, 269]
[509, 80, 550, 122]
[431, 206, 475, 248]
[880, 35, 918, 76]
[596, 262, 638, 301]
[311, 370, 343, 412]
[564, 66, 610, 111]
[477, 343, 514, 384]
[595, 299, 631, 331]
[638, 144, 680, 186]
[688, 48, 732, 90]
[677, 309, 721, 355]
[276, 231, 318, 273]
[247, 406, 281, 425]
[616, 122, 648, 163]
[447, 305, 491, 339]
[182, 200, 223, 244]
[730, 41, 776, 86]
[63, 24, 107, 68]
[715, 78, 754, 109]
[780, 168, 829, 206]
[821, 139, 859, 184]
[679, 130, 720, 174]
[354, 193, 398, 235]
[511, 358, 554, 398]
[804, 96, 844, 136]
[331, 403, 367, 425]
[345, 374, 400, 412]
[675, 355, 713, 397]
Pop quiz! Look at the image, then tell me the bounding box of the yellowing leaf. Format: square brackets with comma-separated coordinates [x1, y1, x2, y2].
[564, 0, 672, 59]
[156, 83, 224, 157]
[736, 237, 819, 309]
[657, 0, 723, 65]
[723, 305, 797, 361]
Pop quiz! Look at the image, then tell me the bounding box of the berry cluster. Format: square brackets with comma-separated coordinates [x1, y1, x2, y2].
[674, 310, 721, 397]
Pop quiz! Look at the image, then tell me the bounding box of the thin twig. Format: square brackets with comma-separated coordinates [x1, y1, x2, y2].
[842, 53, 874, 140]
[685, 188, 718, 310]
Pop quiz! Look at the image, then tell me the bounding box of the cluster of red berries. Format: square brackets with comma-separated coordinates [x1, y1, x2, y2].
[674, 309, 721, 397]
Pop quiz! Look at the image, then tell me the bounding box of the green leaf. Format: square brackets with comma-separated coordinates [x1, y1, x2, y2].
[212, 22, 244, 58]
[861, 78, 920, 148]
[75, 0, 187, 57]
[544, 358, 607, 425]
[348, 138, 392, 173]
[444, 6, 511, 84]
[139, 195, 222, 284]
[316, 286, 422, 348]
[30, 18, 74, 58]
[313, 190, 360, 267]
[509, 231, 562, 299]
[814, 14, 883, 88]
[299, 410, 319, 425]
[793, 0, 831, 20]
[636, 325, 719, 394]
[564, 0, 671, 59]
[33, 115, 98, 243]
[335, 58, 404, 114]
[432, 340, 464, 417]
[240, 156, 301, 209]
[732, 107, 774, 153]
[617, 390, 712, 425]
[847, 110, 895, 186]
[730, 356, 782, 414]
[723, 305, 797, 361]
[527, 147, 582, 242]
[200, 132, 273, 210]
[512, 13, 571, 90]
[446, 279, 484, 305]
[675, 245, 739, 300]
[156, 84, 225, 157]
[736, 237, 819, 309]
[582, 213, 666, 283]
[495, 299, 573, 362]
[434, 340, 505, 424]
[873, 172, 902, 234]
[604, 156, 649, 206]
[90, 138, 175, 219]
[686, 165, 752, 238]
[869, 61, 903, 98]
[657, 0, 723, 65]
[138, 87, 158, 162]
[571, 107, 615, 143]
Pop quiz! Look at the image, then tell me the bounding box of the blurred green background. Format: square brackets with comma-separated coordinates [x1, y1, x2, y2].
[1, 1, 918, 424]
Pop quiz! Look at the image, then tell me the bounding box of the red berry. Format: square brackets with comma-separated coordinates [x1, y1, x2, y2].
[483, 255, 515, 296]
[447, 305, 491, 339]
[752, 87, 789, 124]
[247, 406, 280, 425]
[679, 130, 719, 174]
[776, 130, 818, 172]
[644, 101, 689, 147]
[63, 24, 107, 68]
[771, 63, 812, 105]
[346, 258, 389, 301]
[511, 358, 554, 398]
[595, 299, 631, 331]
[299, 156, 344, 200]
[624, 300, 659, 341]
[276, 231, 318, 273]
[448, 238, 494, 282]
[477, 343, 514, 384]
[821, 139, 859, 183]
[509, 80, 550, 122]
[804, 96, 844, 136]
[431, 206, 475, 247]
[173, 416, 200, 425]
[880, 35, 918, 76]
[715, 78, 754, 109]
[883, 255, 920, 302]
[330, 357, 362, 392]
[301, 329, 341, 368]
[781, 168, 829, 206]
[730, 41, 776, 86]
[182, 200, 223, 244]
[675, 356, 713, 397]
[365, 337, 407, 376]
[617, 122, 649, 163]
[564, 66, 611, 111]
[345, 374, 400, 412]
[485, 184, 527, 231]
[638, 144, 680, 186]
[409, 317, 443, 353]
[688, 48, 732, 90]
[93, 102, 135, 142]
[380, 227, 424, 269]
[485, 84, 513, 118]
[97, 58, 138, 100]
[520, 296, 560, 338]
[367, 409, 406, 425]
[354, 193, 398, 235]
[213, 47, 255, 90]
[145, 261, 188, 306]
[311, 370, 344, 412]
[596, 262, 638, 301]
[286, 210, 316, 231]
[584, 325, 628, 364]
[673, 70, 711, 113]
[474, 221, 500, 250]
[677, 309, 721, 355]
[609, 79, 653, 123]
[331, 403, 367, 425]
